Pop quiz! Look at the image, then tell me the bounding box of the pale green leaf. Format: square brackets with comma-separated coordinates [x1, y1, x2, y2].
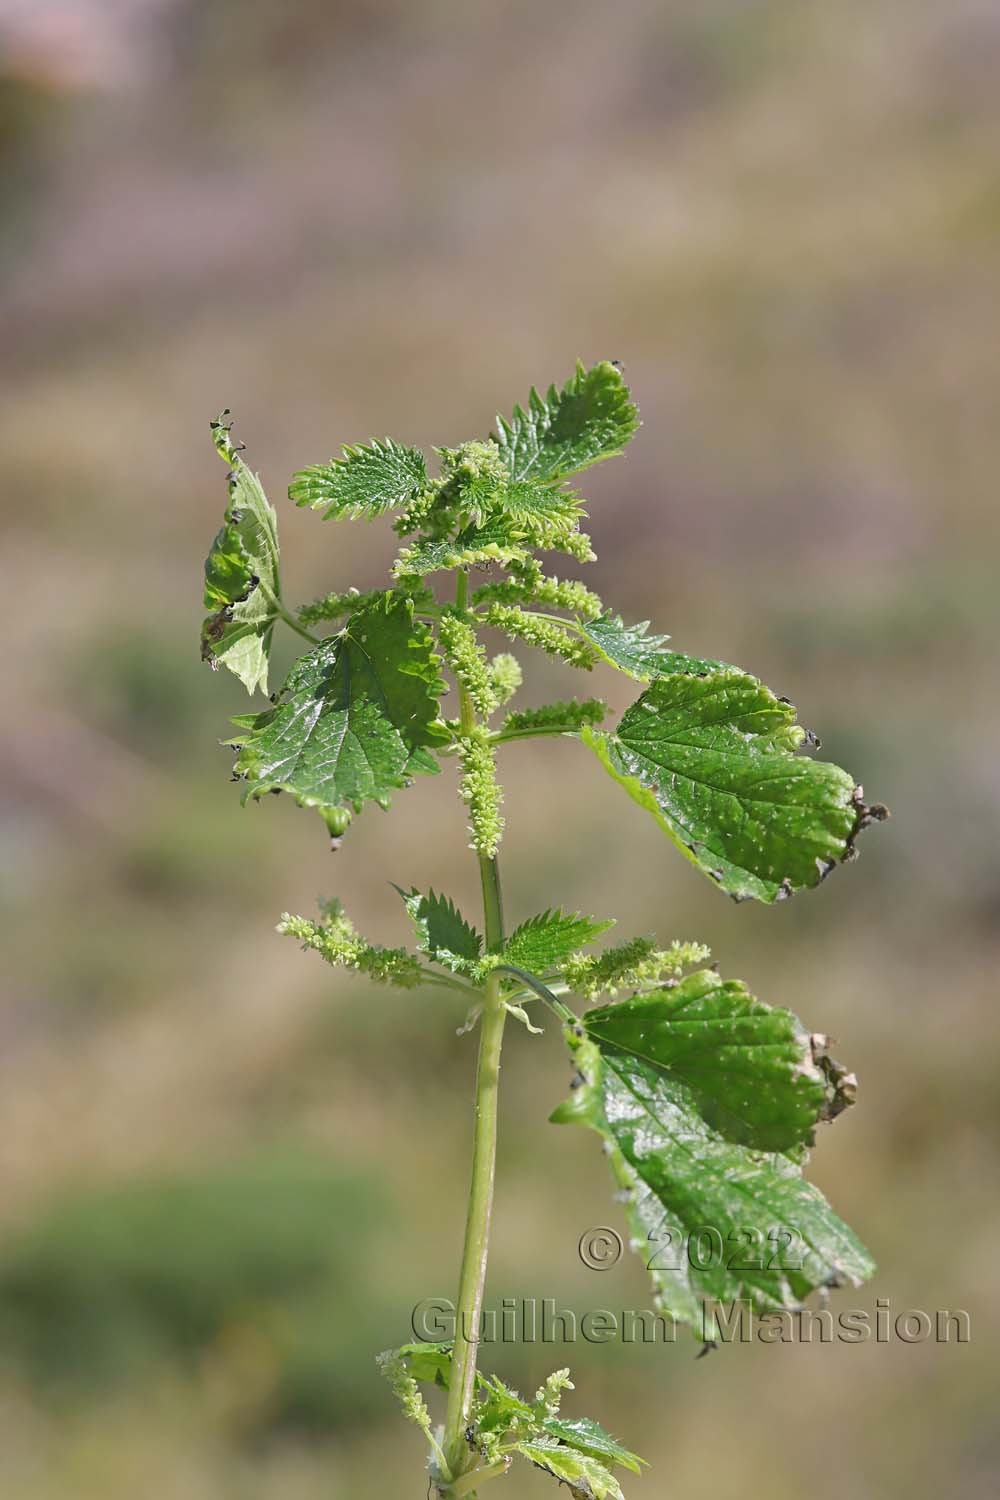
[474, 1372, 536, 1441]
[542, 1418, 645, 1475]
[490, 478, 586, 543]
[201, 415, 281, 696]
[552, 1030, 875, 1329]
[396, 887, 482, 974]
[584, 969, 830, 1152]
[230, 593, 447, 826]
[289, 438, 428, 519]
[582, 672, 884, 902]
[500, 910, 614, 973]
[582, 612, 732, 682]
[395, 1340, 454, 1387]
[515, 1439, 625, 1500]
[493, 360, 639, 484]
[394, 466, 596, 572]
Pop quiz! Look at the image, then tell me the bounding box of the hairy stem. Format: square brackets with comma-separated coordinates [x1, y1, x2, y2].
[489, 724, 583, 746]
[442, 967, 505, 1480]
[449, 1459, 510, 1496]
[442, 570, 508, 1483]
[491, 963, 574, 1024]
[255, 579, 322, 647]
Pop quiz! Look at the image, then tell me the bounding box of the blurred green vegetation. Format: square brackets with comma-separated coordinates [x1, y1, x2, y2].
[0, 1, 997, 1497]
[0, 1151, 392, 1432]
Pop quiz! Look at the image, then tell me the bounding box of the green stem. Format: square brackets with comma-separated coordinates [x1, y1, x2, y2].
[256, 581, 322, 647]
[491, 963, 574, 1024]
[442, 569, 508, 1484]
[489, 725, 584, 746]
[514, 608, 591, 637]
[442, 972, 505, 1480]
[418, 968, 482, 998]
[449, 1459, 510, 1497]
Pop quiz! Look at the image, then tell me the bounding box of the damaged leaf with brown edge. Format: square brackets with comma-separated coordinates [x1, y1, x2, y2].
[582, 968, 834, 1152]
[582, 670, 887, 902]
[200, 413, 281, 696]
[551, 1026, 875, 1331]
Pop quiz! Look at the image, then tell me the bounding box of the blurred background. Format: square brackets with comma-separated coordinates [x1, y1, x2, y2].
[1, 2, 997, 1496]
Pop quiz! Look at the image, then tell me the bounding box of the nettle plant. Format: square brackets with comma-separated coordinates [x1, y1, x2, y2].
[200, 361, 886, 1498]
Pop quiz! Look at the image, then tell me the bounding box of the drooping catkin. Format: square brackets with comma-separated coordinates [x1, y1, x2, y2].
[438, 611, 499, 718]
[487, 652, 523, 707]
[457, 728, 505, 857]
[277, 904, 423, 987]
[485, 604, 598, 670]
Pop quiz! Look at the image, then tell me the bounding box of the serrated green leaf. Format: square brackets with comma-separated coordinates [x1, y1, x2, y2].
[396, 887, 482, 974]
[584, 970, 829, 1152]
[230, 593, 447, 825]
[201, 417, 280, 696]
[493, 360, 639, 484]
[552, 1030, 875, 1329]
[491, 478, 586, 541]
[515, 1439, 625, 1500]
[582, 612, 732, 682]
[582, 671, 881, 902]
[542, 1418, 645, 1475]
[289, 438, 428, 519]
[500, 910, 614, 973]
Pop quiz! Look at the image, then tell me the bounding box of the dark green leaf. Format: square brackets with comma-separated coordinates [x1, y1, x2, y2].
[542, 1418, 645, 1475]
[584, 969, 829, 1152]
[201, 416, 281, 696]
[583, 671, 881, 902]
[552, 1030, 875, 1329]
[582, 612, 732, 682]
[289, 439, 428, 519]
[203, 523, 254, 611]
[500, 910, 614, 973]
[493, 360, 639, 484]
[230, 594, 447, 825]
[396, 887, 482, 974]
